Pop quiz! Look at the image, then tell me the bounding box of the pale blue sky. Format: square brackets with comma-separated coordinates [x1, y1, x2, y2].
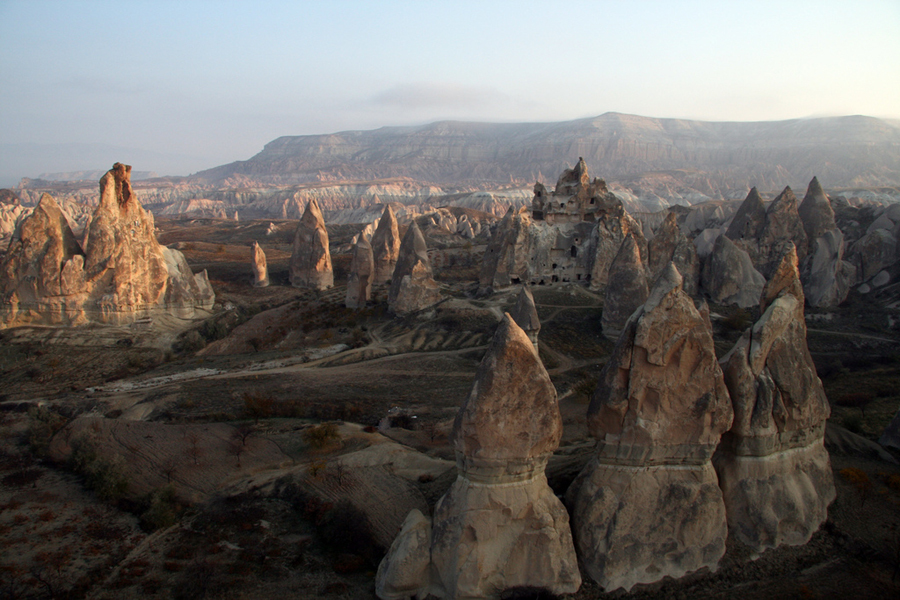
[1, 0, 898, 183]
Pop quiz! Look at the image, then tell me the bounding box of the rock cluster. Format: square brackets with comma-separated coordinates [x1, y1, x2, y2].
[726, 187, 808, 278]
[798, 177, 855, 307]
[250, 241, 269, 287]
[510, 284, 540, 351]
[376, 315, 581, 599]
[289, 198, 333, 290]
[388, 222, 441, 315]
[647, 211, 699, 295]
[714, 244, 835, 551]
[1, 163, 214, 327]
[569, 263, 733, 591]
[371, 204, 401, 285]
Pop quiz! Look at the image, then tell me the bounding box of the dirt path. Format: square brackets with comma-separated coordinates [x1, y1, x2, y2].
[807, 328, 900, 344]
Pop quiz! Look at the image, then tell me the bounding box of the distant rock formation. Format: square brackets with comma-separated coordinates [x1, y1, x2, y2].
[510, 285, 540, 351]
[250, 241, 269, 287]
[1, 163, 214, 327]
[587, 186, 646, 292]
[701, 234, 766, 307]
[377, 315, 582, 599]
[727, 187, 808, 278]
[371, 204, 401, 285]
[289, 198, 333, 290]
[479, 205, 534, 292]
[601, 234, 649, 339]
[798, 178, 855, 307]
[648, 211, 699, 295]
[714, 244, 835, 552]
[346, 231, 374, 309]
[569, 263, 733, 592]
[388, 222, 441, 315]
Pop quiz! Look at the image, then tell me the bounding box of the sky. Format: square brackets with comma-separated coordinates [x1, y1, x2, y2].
[1, 0, 898, 185]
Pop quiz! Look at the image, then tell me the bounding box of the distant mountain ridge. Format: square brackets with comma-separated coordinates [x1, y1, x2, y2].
[193, 112, 900, 194]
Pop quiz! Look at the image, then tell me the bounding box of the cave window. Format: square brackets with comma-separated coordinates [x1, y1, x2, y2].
[570, 246, 577, 258]
[511, 277, 520, 284]
[552, 275, 559, 283]
[552, 263, 557, 270]
[576, 274, 581, 280]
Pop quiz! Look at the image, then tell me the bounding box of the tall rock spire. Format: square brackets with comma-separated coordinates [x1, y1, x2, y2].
[371, 204, 400, 285]
[289, 198, 333, 290]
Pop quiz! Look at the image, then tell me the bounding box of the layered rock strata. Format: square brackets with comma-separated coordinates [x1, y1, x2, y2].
[714, 244, 835, 552]
[346, 231, 374, 309]
[388, 222, 441, 315]
[376, 315, 582, 599]
[289, 198, 333, 290]
[250, 241, 269, 287]
[569, 263, 734, 592]
[601, 234, 649, 339]
[371, 204, 401, 285]
[1, 164, 213, 327]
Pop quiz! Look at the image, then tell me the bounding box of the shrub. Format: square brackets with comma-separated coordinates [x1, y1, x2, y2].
[27, 406, 66, 455]
[836, 392, 876, 417]
[70, 434, 130, 502]
[243, 391, 274, 423]
[302, 423, 340, 450]
[721, 309, 752, 332]
[840, 467, 873, 507]
[140, 484, 180, 531]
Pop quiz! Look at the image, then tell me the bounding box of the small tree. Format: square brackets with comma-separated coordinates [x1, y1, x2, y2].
[185, 432, 203, 466]
[243, 392, 274, 424]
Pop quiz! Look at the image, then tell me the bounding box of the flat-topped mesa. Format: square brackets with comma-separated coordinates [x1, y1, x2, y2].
[569, 263, 734, 592]
[371, 204, 401, 285]
[2, 164, 214, 327]
[510, 284, 540, 351]
[602, 234, 649, 339]
[714, 244, 835, 552]
[377, 315, 581, 599]
[701, 234, 766, 308]
[250, 241, 269, 287]
[346, 231, 374, 309]
[648, 211, 699, 296]
[388, 221, 441, 315]
[289, 198, 333, 290]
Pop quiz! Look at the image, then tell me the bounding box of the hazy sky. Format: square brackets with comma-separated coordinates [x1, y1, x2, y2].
[1, 0, 898, 183]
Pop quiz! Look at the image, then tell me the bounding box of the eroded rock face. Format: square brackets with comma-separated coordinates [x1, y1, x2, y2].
[377, 315, 581, 599]
[701, 234, 766, 307]
[479, 205, 534, 292]
[250, 241, 269, 287]
[569, 263, 733, 592]
[289, 198, 333, 290]
[346, 232, 374, 309]
[371, 204, 401, 285]
[714, 245, 835, 552]
[798, 176, 837, 244]
[510, 284, 540, 351]
[798, 178, 855, 306]
[1, 164, 214, 327]
[648, 211, 699, 295]
[589, 198, 647, 291]
[388, 222, 441, 315]
[602, 234, 649, 339]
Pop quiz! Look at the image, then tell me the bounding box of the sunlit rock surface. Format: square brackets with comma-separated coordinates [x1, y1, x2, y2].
[289, 198, 333, 290]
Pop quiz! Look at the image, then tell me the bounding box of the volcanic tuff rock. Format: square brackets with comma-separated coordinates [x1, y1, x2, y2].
[510, 284, 540, 351]
[602, 234, 649, 339]
[250, 241, 269, 287]
[346, 231, 374, 309]
[648, 211, 699, 295]
[727, 187, 808, 278]
[588, 195, 647, 291]
[387, 221, 441, 315]
[478, 206, 534, 292]
[377, 315, 581, 599]
[701, 234, 766, 307]
[371, 204, 401, 285]
[714, 244, 835, 552]
[1, 163, 213, 326]
[569, 263, 733, 592]
[289, 198, 333, 290]
[798, 177, 837, 244]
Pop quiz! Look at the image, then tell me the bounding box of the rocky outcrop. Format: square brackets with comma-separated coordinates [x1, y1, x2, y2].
[569, 263, 733, 592]
[371, 204, 401, 285]
[798, 177, 837, 244]
[588, 195, 646, 291]
[388, 222, 441, 315]
[346, 232, 374, 309]
[803, 228, 855, 307]
[701, 234, 766, 307]
[602, 234, 649, 339]
[725, 187, 767, 247]
[289, 198, 333, 290]
[510, 285, 540, 351]
[377, 315, 581, 599]
[250, 241, 269, 287]
[714, 245, 835, 552]
[648, 211, 699, 295]
[1, 164, 214, 327]
[479, 206, 534, 292]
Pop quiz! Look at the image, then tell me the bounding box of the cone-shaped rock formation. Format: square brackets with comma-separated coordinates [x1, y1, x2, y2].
[377, 314, 581, 599]
[346, 232, 374, 309]
[602, 234, 649, 339]
[388, 222, 441, 315]
[289, 198, 333, 290]
[250, 241, 269, 287]
[714, 244, 835, 552]
[510, 285, 540, 351]
[648, 211, 699, 296]
[371, 204, 401, 285]
[701, 234, 766, 307]
[568, 263, 734, 592]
